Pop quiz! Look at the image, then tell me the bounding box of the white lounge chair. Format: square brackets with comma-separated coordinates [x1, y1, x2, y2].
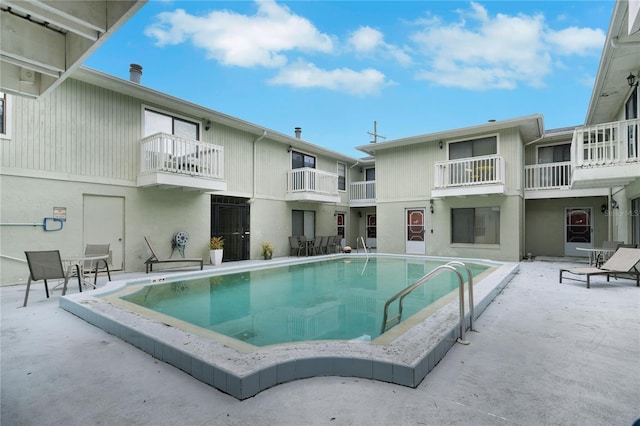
[559, 247, 640, 289]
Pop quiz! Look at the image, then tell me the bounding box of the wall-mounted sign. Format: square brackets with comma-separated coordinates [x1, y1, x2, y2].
[53, 207, 67, 221]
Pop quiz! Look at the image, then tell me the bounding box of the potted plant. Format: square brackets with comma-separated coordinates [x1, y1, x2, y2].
[261, 241, 274, 260]
[209, 236, 224, 265]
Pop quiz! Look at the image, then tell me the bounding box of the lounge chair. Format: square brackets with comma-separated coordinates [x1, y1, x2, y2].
[144, 236, 203, 273]
[559, 247, 640, 288]
[23, 250, 82, 307]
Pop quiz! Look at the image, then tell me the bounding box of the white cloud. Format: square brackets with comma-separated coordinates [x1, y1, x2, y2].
[268, 60, 390, 96]
[144, 1, 333, 68]
[410, 2, 604, 90]
[545, 27, 605, 55]
[348, 26, 412, 66]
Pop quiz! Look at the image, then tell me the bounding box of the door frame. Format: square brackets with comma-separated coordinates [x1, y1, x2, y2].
[564, 207, 593, 257]
[406, 208, 426, 255]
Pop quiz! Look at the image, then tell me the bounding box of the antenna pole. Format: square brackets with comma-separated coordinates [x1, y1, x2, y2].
[367, 121, 386, 144]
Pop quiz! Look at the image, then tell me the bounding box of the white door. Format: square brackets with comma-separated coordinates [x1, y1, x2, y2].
[83, 195, 125, 270]
[564, 207, 593, 257]
[366, 214, 376, 248]
[406, 208, 426, 254]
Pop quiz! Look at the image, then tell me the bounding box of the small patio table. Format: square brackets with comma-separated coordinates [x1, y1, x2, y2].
[575, 247, 616, 267]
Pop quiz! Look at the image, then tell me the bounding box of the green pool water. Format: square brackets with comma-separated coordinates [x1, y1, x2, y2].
[121, 257, 488, 346]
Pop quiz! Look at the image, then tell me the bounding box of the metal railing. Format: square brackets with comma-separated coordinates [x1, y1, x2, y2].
[434, 155, 504, 188]
[287, 167, 339, 196]
[380, 261, 475, 345]
[139, 132, 224, 179]
[572, 118, 640, 167]
[350, 180, 376, 201]
[524, 161, 572, 190]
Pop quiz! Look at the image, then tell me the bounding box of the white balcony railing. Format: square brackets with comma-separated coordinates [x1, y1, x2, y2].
[524, 162, 572, 190]
[572, 118, 640, 167]
[434, 155, 504, 188]
[350, 180, 376, 201]
[287, 167, 338, 196]
[139, 133, 224, 179]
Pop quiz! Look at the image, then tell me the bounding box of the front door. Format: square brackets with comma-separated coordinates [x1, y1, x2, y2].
[211, 197, 250, 261]
[564, 207, 593, 257]
[406, 208, 426, 254]
[83, 195, 125, 270]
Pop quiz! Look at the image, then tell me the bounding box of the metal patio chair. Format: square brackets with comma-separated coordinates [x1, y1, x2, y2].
[23, 250, 82, 307]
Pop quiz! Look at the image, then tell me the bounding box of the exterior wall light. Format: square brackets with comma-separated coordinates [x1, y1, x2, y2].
[627, 73, 638, 88]
[430, 199, 434, 213]
[439, 141, 443, 149]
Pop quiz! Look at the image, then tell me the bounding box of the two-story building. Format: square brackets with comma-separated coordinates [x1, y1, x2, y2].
[1, 0, 638, 284]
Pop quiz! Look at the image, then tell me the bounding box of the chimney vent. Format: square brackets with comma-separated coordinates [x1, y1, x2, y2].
[129, 64, 143, 83]
[294, 127, 302, 138]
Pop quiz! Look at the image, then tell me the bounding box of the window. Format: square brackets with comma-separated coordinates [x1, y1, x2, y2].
[336, 213, 345, 239]
[449, 136, 497, 160]
[144, 108, 199, 140]
[0, 92, 12, 140]
[451, 207, 500, 244]
[291, 150, 316, 169]
[292, 210, 315, 239]
[337, 162, 346, 191]
[538, 144, 570, 163]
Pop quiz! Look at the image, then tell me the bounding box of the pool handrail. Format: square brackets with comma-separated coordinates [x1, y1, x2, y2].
[445, 261, 475, 332]
[380, 264, 470, 344]
[356, 236, 369, 259]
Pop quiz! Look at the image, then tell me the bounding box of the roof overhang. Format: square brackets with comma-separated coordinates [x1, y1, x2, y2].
[0, 0, 147, 98]
[356, 114, 544, 154]
[585, 0, 640, 125]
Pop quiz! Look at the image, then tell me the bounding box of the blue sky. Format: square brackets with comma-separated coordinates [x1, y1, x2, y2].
[84, 1, 614, 158]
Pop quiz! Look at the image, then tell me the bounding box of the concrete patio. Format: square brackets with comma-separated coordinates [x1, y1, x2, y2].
[1, 259, 639, 425]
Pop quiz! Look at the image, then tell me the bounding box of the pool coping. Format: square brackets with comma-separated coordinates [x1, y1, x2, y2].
[60, 254, 519, 400]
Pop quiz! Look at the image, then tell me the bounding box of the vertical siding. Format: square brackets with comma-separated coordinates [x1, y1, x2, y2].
[4, 79, 141, 181]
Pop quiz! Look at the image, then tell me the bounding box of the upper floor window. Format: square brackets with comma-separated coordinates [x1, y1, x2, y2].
[538, 144, 570, 164]
[292, 150, 316, 169]
[144, 108, 199, 140]
[0, 92, 12, 140]
[337, 162, 346, 191]
[449, 136, 497, 160]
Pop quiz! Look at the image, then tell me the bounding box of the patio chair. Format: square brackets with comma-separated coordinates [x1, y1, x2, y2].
[596, 240, 624, 266]
[83, 244, 112, 284]
[144, 236, 203, 273]
[312, 236, 323, 255]
[23, 250, 82, 307]
[289, 236, 303, 256]
[559, 247, 640, 288]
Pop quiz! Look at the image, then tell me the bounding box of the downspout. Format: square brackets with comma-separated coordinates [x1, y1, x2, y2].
[248, 130, 267, 204]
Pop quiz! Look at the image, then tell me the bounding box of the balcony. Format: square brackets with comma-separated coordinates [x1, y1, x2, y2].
[350, 180, 376, 207]
[432, 155, 505, 198]
[286, 168, 340, 203]
[570, 118, 640, 189]
[137, 133, 227, 192]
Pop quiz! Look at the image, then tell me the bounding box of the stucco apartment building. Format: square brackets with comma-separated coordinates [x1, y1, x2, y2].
[1, 0, 638, 285]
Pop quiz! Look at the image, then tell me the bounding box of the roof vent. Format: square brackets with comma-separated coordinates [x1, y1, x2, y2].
[294, 127, 302, 138]
[129, 64, 143, 83]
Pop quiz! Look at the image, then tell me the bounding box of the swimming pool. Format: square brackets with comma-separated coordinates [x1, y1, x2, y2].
[60, 254, 518, 400]
[116, 257, 489, 346]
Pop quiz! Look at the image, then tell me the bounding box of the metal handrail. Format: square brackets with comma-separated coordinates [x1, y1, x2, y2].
[445, 261, 475, 333]
[380, 263, 471, 344]
[357, 236, 369, 259]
